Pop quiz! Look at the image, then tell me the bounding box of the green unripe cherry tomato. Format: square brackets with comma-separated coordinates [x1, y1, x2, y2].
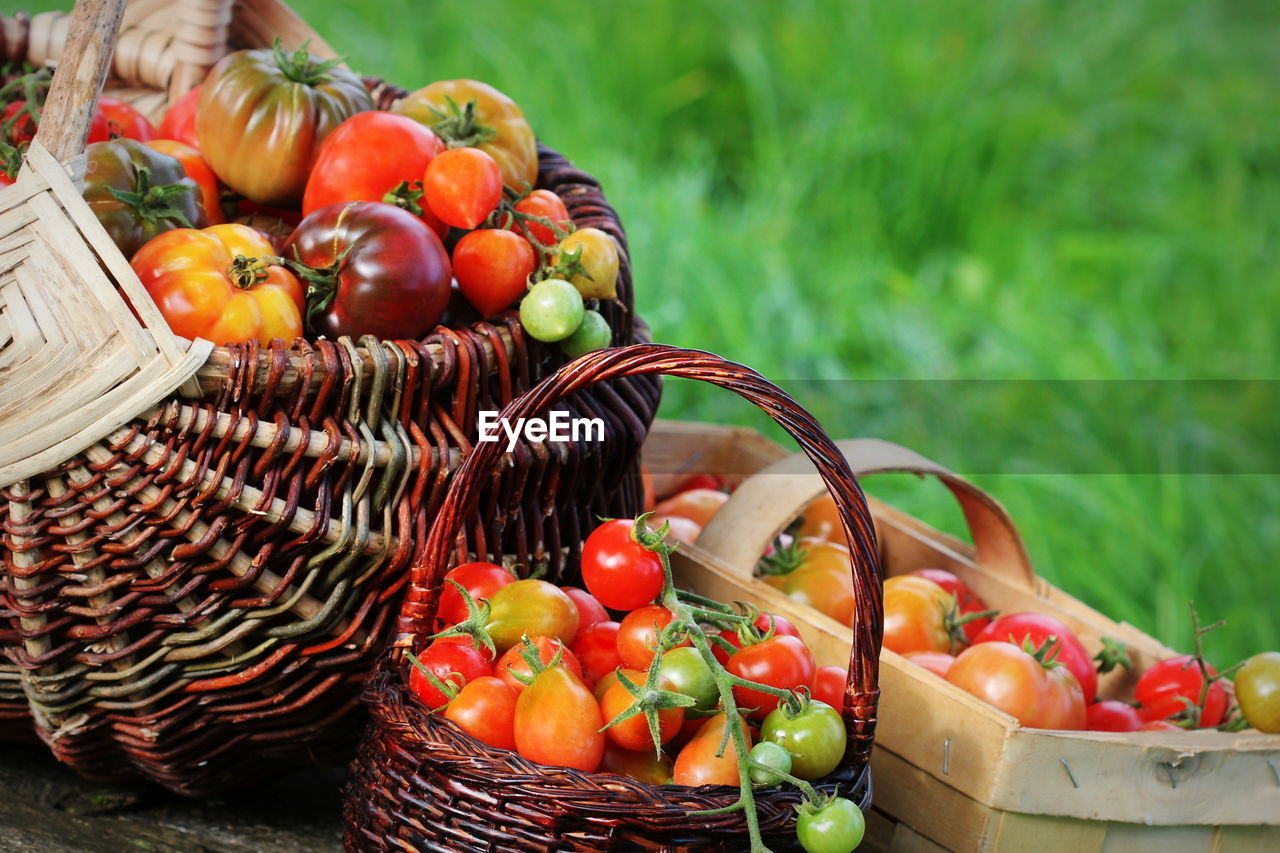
[748, 741, 792, 786]
[560, 309, 611, 358]
[796, 797, 865, 853]
[520, 278, 584, 342]
[658, 646, 719, 715]
[1236, 651, 1280, 733]
[761, 700, 846, 779]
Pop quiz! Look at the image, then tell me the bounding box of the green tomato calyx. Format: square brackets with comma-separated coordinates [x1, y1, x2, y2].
[271, 37, 347, 87]
[427, 96, 498, 150]
[105, 165, 194, 228]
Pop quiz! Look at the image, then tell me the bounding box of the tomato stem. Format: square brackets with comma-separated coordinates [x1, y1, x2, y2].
[270, 37, 346, 87]
[426, 95, 498, 150]
[228, 254, 271, 290]
[1093, 636, 1133, 674]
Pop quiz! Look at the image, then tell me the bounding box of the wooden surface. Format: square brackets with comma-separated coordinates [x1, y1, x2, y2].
[0, 742, 343, 852]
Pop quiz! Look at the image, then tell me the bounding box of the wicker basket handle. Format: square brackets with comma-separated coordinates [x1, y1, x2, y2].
[397, 343, 884, 727]
[698, 437, 1037, 591]
[31, 0, 128, 161]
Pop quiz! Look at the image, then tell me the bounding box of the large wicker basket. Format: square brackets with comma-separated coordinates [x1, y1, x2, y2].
[342, 344, 885, 852]
[0, 0, 658, 795]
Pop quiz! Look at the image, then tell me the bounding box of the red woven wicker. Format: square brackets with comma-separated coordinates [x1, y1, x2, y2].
[343, 344, 884, 852]
[0, 0, 657, 793]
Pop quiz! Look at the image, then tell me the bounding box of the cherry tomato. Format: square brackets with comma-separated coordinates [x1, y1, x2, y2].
[519, 277, 584, 342]
[485, 579, 579, 652]
[1135, 655, 1228, 727]
[882, 575, 955, 656]
[435, 562, 513, 630]
[3, 100, 110, 145]
[905, 651, 956, 679]
[592, 667, 647, 702]
[408, 641, 492, 710]
[947, 641, 1086, 729]
[559, 309, 612, 358]
[98, 95, 157, 141]
[912, 568, 992, 642]
[748, 741, 793, 785]
[647, 513, 702, 546]
[496, 636, 581, 694]
[444, 676, 517, 750]
[146, 139, 224, 225]
[509, 188, 571, 247]
[514, 666, 604, 772]
[618, 605, 687, 671]
[600, 679, 683, 752]
[761, 699, 846, 779]
[159, 85, 201, 148]
[812, 665, 847, 710]
[972, 613, 1098, 704]
[1086, 700, 1143, 732]
[423, 146, 502, 229]
[453, 228, 536, 317]
[778, 541, 855, 626]
[571, 621, 623, 686]
[1235, 651, 1280, 733]
[673, 712, 750, 787]
[580, 518, 666, 611]
[599, 742, 673, 786]
[712, 612, 803, 666]
[554, 227, 620, 299]
[796, 797, 865, 853]
[658, 646, 719, 715]
[654, 489, 729, 528]
[727, 635, 816, 719]
[561, 587, 610, 633]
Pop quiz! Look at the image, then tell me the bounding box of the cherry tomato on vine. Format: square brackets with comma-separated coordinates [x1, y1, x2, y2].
[561, 587, 609, 633]
[592, 667, 647, 702]
[972, 613, 1097, 704]
[904, 651, 956, 679]
[1086, 700, 1143, 732]
[812, 665, 847, 711]
[554, 226, 620, 299]
[453, 228, 537, 317]
[796, 797, 866, 853]
[727, 634, 816, 719]
[98, 96, 157, 141]
[1134, 654, 1228, 727]
[654, 489, 728, 528]
[882, 575, 956, 656]
[748, 741, 793, 785]
[423, 146, 502, 229]
[946, 640, 1086, 729]
[618, 605, 687, 671]
[158, 85, 201, 148]
[485, 579, 579, 652]
[658, 646, 719, 714]
[444, 676, 517, 750]
[519, 277, 584, 342]
[712, 612, 803, 666]
[571, 620, 623, 686]
[580, 518, 666, 611]
[761, 699, 846, 779]
[408, 641, 492, 710]
[514, 666, 604, 772]
[600, 679, 683, 752]
[672, 712, 750, 787]
[509, 188, 571, 248]
[435, 562, 513, 629]
[1235, 651, 1280, 733]
[496, 637, 581, 694]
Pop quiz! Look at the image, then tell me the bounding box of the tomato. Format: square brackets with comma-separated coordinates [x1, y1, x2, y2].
[727, 635, 816, 719]
[571, 620, 623, 686]
[555, 227, 620, 300]
[3, 100, 109, 145]
[408, 640, 492, 710]
[435, 562, 513, 629]
[599, 742, 673, 785]
[484, 579, 579, 652]
[912, 568, 991, 642]
[761, 700, 845, 779]
[98, 95, 157, 141]
[580, 518, 666, 611]
[748, 741, 793, 785]
[778, 542, 855, 626]
[812, 665, 847, 711]
[514, 665, 604, 772]
[658, 646, 719, 715]
[197, 41, 373, 205]
[303, 110, 444, 228]
[618, 605, 687, 670]
[146, 139, 224, 224]
[972, 613, 1098, 704]
[673, 713, 750, 787]
[795, 493, 845, 545]
[600, 679, 683, 752]
[283, 201, 452, 340]
[1134, 655, 1228, 728]
[882, 576, 955, 656]
[453, 228, 536, 316]
[1086, 700, 1142, 732]
[444, 676, 517, 750]
[422, 146, 502, 229]
[1235, 652, 1280, 733]
[159, 85, 201, 148]
[131, 223, 303, 345]
[654, 489, 729, 528]
[234, 212, 294, 252]
[1138, 720, 1184, 732]
[796, 797, 865, 853]
[905, 651, 956, 679]
[496, 637, 581, 694]
[560, 309, 612, 359]
[712, 612, 804, 666]
[394, 79, 537, 191]
[84, 138, 207, 258]
[509, 189, 571, 248]
[592, 667, 647, 701]
[519, 278, 584, 342]
[676, 474, 727, 494]
[947, 641, 1086, 729]
[561, 588, 609, 633]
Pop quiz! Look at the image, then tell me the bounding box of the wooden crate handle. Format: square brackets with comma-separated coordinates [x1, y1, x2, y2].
[31, 0, 128, 161]
[698, 437, 1038, 592]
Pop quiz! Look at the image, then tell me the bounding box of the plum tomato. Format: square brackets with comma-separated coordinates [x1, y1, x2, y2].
[496, 636, 581, 694]
[484, 579, 579, 652]
[453, 227, 537, 317]
[580, 518, 666, 611]
[423, 146, 502, 229]
[554, 227, 620, 300]
[673, 712, 750, 787]
[514, 666, 604, 772]
[727, 635, 816, 720]
[444, 676, 517, 750]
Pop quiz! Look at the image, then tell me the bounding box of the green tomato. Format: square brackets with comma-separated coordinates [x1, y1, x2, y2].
[483, 579, 579, 652]
[748, 741, 792, 786]
[520, 278, 584, 342]
[761, 700, 845, 779]
[560, 309, 611, 358]
[658, 646, 719, 715]
[796, 797, 865, 853]
[1236, 651, 1280, 733]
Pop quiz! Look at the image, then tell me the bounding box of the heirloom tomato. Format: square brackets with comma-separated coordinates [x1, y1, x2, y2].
[653, 489, 728, 528]
[554, 227, 620, 300]
[146, 139, 223, 224]
[197, 39, 373, 205]
[85, 138, 206, 258]
[408, 640, 492, 709]
[514, 666, 604, 772]
[1134, 654, 1228, 727]
[509, 188, 571, 248]
[496, 637, 581, 694]
[452, 227, 536, 317]
[131, 224, 303, 344]
[444, 676, 517, 750]
[727, 634, 815, 719]
[882, 575, 955, 656]
[570, 620, 623, 686]
[483, 579, 579, 652]
[946, 640, 1086, 729]
[422, 146, 503, 229]
[580, 518, 665, 611]
[600, 679, 683, 752]
[435, 562, 513, 629]
[159, 85, 202, 148]
[98, 95, 156, 141]
[1086, 700, 1142, 732]
[760, 699, 845, 779]
[1235, 652, 1280, 733]
[394, 79, 537, 191]
[283, 201, 451, 340]
[673, 712, 749, 787]
[618, 605, 687, 670]
[234, 212, 294, 251]
[972, 613, 1097, 703]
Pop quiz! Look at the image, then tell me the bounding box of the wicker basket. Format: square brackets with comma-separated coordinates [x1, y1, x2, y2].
[342, 344, 885, 852]
[0, 0, 658, 795]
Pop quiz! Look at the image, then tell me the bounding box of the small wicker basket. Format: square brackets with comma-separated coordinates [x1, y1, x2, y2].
[342, 344, 885, 852]
[0, 0, 658, 795]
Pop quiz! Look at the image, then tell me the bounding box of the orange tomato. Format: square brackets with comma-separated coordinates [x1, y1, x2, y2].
[795, 493, 847, 546]
[147, 139, 224, 224]
[947, 641, 1086, 729]
[599, 742, 673, 785]
[775, 539, 855, 624]
[673, 712, 750, 787]
[514, 666, 605, 772]
[599, 679, 683, 752]
[882, 575, 955, 655]
[131, 223, 304, 345]
[904, 651, 957, 678]
[654, 488, 729, 528]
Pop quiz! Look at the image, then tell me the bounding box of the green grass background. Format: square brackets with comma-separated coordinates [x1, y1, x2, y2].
[14, 0, 1279, 665]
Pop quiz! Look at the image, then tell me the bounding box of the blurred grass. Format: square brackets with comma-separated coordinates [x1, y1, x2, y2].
[13, 0, 1280, 664]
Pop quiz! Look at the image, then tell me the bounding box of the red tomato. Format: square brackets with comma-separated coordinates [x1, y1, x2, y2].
[580, 518, 666, 611]
[408, 641, 492, 710]
[98, 95, 157, 141]
[600, 680, 683, 752]
[727, 635, 816, 719]
[653, 489, 729, 528]
[496, 637, 582, 694]
[882, 575, 955, 656]
[1137, 720, 1184, 732]
[972, 613, 1098, 704]
[444, 676, 517, 750]
[508, 188, 571, 248]
[1086, 700, 1143, 732]
[435, 562, 513, 629]
[905, 651, 956, 679]
[4, 100, 110, 145]
[453, 228, 537, 316]
[146, 139, 224, 224]
[712, 612, 803, 666]
[592, 667, 647, 702]
[946, 641, 1086, 729]
[159, 86, 202, 148]
[1135, 655, 1228, 728]
[561, 587, 609, 632]
[812, 665, 847, 710]
[423, 146, 502, 229]
[618, 605, 687, 671]
[673, 713, 749, 787]
[676, 473, 727, 493]
[514, 666, 604, 772]
[571, 620, 623, 686]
